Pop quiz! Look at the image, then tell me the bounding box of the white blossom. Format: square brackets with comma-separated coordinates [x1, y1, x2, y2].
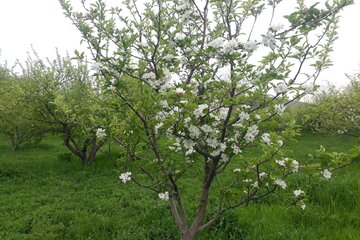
[194, 104, 208, 118]
[220, 153, 229, 163]
[161, 100, 169, 108]
[96, 128, 106, 138]
[200, 125, 212, 133]
[223, 39, 238, 53]
[189, 125, 201, 138]
[275, 159, 286, 167]
[207, 37, 224, 49]
[220, 143, 227, 151]
[233, 168, 241, 173]
[210, 149, 221, 157]
[274, 179, 287, 189]
[163, 54, 176, 60]
[206, 138, 219, 148]
[143, 72, 156, 80]
[175, 88, 186, 94]
[274, 83, 288, 94]
[322, 169, 332, 180]
[270, 23, 284, 32]
[108, 85, 116, 91]
[91, 62, 103, 71]
[262, 33, 277, 50]
[138, 41, 148, 47]
[244, 125, 259, 143]
[239, 111, 250, 121]
[251, 181, 259, 188]
[119, 172, 132, 183]
[184, 117, 192, 125]
[176, 0, 190, 11]
[183, 139, 195, 155]
[293, 189, 304, 198]
[231, 144, 242, 155]
[158, 191, 169, 201]
[303, 84, 315, 93]
[219, 107, 229, 120]
[261, 133, 272, 145]
[244, 40, 258, 52]
[175, 32, 186, 41]
[300, 200, 306, 210]
[291, 160, 299, 172]
[259, 172, 267, 178]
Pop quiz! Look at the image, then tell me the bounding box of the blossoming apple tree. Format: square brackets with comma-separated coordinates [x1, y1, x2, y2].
[60, 0, 352, 239]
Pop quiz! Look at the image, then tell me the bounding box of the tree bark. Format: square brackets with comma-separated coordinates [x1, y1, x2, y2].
[181, 231, 194, 240]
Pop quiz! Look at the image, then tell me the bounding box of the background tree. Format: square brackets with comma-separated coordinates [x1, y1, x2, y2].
[0, 74, 43, 150]
[18, 52, 108, 164]
[298, 74, 360, 136]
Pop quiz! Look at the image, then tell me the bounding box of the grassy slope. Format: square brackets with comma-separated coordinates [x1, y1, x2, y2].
[0, 133, 359, 240]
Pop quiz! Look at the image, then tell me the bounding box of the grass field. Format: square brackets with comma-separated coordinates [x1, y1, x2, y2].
[0, 132, 359, 240]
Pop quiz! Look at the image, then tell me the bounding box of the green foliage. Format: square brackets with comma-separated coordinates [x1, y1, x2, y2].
[16, 52, 108, 164]
[297, 74, 360, 136]
[0, 73, 44, 150]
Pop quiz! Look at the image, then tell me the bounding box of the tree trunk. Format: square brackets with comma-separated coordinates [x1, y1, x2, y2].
[181, 231, 194, 240]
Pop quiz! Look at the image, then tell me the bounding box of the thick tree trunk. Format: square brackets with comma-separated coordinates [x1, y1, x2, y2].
[181, 231, 194, 240]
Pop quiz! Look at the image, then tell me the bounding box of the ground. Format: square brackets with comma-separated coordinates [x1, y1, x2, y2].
[0, 132, 359, 239]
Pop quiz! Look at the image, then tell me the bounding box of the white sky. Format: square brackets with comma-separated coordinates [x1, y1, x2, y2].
[0, 0, 359, 87]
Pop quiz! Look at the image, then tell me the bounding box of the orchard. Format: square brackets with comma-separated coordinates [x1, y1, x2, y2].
[0, 0, 359, 239]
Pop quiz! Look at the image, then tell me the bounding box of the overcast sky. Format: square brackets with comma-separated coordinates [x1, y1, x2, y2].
[0, 0, 359, 87]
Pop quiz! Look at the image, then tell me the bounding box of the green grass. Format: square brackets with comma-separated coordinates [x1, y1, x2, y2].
[0, 133, 359, 239]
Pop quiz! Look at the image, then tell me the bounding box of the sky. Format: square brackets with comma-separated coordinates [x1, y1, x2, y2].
[0, 0, 359, 87]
